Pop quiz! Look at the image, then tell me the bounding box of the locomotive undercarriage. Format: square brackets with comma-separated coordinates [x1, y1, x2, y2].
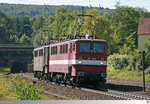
[34, 71, 106, 87]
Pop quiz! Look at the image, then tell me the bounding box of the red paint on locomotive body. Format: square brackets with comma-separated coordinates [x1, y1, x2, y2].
[48, 39, 107, 80]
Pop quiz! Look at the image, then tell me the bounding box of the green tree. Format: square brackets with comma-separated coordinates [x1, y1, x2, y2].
[52, 6, 75, 39]
[0, 11, 10, 43]
[0, 24, 8, 43]
[19, 34, 31, 45]
[33, 31, 43, 46]
[144, 39, 150, 68]
[94, 13, 112, 40]
[111, 6, 141, 54]
[31, 14, 54, 46]
[82, 9, 99, 35]
[20, 16, 32, 37]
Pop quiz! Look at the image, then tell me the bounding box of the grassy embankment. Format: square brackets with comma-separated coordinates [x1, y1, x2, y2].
[0, 66, 15, 100]
[107, 68, 150, 81]
[0, 66, 64, 100]
[1, 65, 149, 100]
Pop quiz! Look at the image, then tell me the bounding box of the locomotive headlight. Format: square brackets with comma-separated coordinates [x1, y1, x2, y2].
[100, 61, 104, 65]
[78, 60, 82, 64]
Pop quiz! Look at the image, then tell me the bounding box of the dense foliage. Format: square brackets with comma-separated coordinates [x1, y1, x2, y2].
[14, 79, 41, 100]
[107, 52, 142, 71]
[0, 3, 111, 18]
[0, 4, 150, 70]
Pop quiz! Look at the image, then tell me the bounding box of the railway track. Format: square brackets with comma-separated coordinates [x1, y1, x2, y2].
[107, 79, 150, 87]
[15, 73, 150, 100]
[79, 87, 150, 100]
[43, 90, 70, 100]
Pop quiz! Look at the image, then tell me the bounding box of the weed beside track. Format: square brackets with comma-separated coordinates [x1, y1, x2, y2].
[0, 66, 64, 100]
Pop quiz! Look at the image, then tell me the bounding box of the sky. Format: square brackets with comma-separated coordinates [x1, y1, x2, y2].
[0, 0, 150, 11]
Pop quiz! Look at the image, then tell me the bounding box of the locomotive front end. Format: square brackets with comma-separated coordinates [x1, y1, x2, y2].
[70, 39, 107, 85]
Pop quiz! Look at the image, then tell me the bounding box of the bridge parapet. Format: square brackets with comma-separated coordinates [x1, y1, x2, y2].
[0, 44, 33, 47]
[0, 44, 34, 51]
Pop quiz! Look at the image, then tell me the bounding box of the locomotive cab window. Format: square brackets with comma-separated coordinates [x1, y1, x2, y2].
[93, 43, 104, 53]
[34, 51, 38, 57]
[39, 49, 43, 56]
[79, 43, 91, 53]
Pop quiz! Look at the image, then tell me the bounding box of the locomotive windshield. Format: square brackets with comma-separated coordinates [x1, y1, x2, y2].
[93, 43, 104, 53]
[79, 42, 104, 53]
[79, 43, 91, 52]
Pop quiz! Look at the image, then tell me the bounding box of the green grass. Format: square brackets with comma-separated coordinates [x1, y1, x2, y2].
[0, 66, 65, 100]
[107, 69, 150, 81]
[0, 73, 15, 100]
[0, 66, 10, 73]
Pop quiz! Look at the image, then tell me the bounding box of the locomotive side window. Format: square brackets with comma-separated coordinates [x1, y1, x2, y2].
[63, 44, 65, 53]
[60, 45, 62, 54]
[34, 50, 38, 57]
[39, 49, 43, 56]
[66, 44, 68, 53]
[54, 46, 57, 55]
[93, 43, 104, 53]
[55, 46, 57, 54]
[51, 47, 53, 55]
[51, 46, 57, 55]
[45, 47, 49, 56]
[60, 44, 68, 54]
[79, 43, 91, 52]
[70, 43, 72, 53]
[73, 43, 75, 51]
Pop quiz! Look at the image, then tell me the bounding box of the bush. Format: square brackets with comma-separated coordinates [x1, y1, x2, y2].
[108, 52, 142, 70]
[14, 75, 42, 100]
[144, 39, 150, 68]
[108, 54, 131, 70]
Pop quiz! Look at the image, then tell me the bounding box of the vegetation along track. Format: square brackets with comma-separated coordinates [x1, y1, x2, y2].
[17, 73, 150, 100]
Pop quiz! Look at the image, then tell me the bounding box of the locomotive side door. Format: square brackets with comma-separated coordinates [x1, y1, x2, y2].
[44, 46, 49, 73]
[68, 41, 76, 76]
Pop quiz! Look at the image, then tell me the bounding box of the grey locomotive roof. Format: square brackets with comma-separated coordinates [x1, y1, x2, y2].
[34, 44, 50, 50]
[71, 39, 107, 42]
[34, 39, 107, 50]
[49, 39, 107, 46]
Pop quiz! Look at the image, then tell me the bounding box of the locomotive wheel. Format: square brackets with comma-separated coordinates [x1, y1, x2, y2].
[34, 72, 37, 78]
[43, 74, 47, 81]
[64, 80, 67, 86]
[49, 76, 53, 82]
[53, 76, 57, 84]
[75, 76, 81, 88]
[37, 72, 41, 80]
[45, 74, 50, 82]
[47, 73, 52, 82]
